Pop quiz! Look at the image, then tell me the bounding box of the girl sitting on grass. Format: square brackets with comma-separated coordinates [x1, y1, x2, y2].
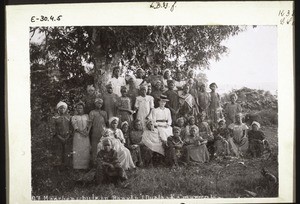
[96, 138, 128, 185]
[228, 113, 249, 157]
[165, 126, 184, 167]
[248, 121, 271, 158]
[141, 120, 165, 167]
[121, 121, 143, 167]
[213, 119, 230, 157]
[183, 125, 210, 164]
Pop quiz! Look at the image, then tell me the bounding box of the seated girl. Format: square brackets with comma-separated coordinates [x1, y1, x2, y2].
[165, 126, 184, 167]
[198, 112, 214, 157]
[176, 117, 187, 140]
[228, 113, 249, 157]
[248, 121, 271, 157]
[183, 126, 210, 163]
[98, 118, 135, 170]
[121, 120, 143, 167]
[96, 138, 128, 185]
[213, 119, 230, 157]
[141, 120, 165, 167]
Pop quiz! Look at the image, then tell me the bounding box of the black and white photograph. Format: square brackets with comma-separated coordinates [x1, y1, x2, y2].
[6, 2, 294, 203]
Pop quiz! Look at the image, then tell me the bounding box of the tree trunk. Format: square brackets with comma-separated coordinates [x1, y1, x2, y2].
[91, 28, 111, 95]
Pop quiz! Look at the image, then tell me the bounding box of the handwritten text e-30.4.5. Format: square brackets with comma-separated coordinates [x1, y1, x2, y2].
[31, 15, 62, 23]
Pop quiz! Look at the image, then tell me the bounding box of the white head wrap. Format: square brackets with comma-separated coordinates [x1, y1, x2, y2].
[109, 117, 119, 125]
[56, 101, 68, 109]
[251, 121, 261, 129]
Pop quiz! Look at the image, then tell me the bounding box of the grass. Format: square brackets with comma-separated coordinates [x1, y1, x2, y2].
[31, 123, 278, 199]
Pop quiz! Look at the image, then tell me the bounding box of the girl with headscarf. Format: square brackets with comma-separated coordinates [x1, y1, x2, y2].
[141, 120, 165, 166]
[227, 113, 249, 157]
[149, 95, 173, 142]
[89, 98, 108, 165]
[71, 102, 91, 170]
[224, 93, 242, 127]
[101, 117, 135, 170]
[50, 101, 72, 168]
[248, 121, 271, 157]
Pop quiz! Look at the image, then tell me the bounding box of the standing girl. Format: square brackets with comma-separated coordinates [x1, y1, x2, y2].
[134, 85, 154, 128]
[117, 86, 134, 126]
[208, 82, 223, 131]
[51, 101, 72, 169]
[71, 102, 91, 170]
[89, 98, 108, 165]
[224, 93, 242, 127]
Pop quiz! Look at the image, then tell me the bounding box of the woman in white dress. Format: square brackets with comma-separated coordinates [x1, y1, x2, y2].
[97, 117, 135, 170]
[134, 85, 154, 128]
[149, 94, 173, 142]
[71, 102, 91, 170]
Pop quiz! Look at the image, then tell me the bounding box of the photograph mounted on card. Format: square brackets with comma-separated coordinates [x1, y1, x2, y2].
[6, 1, 294, 203]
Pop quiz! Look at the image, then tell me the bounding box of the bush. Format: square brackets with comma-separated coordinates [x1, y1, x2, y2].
[256, 109, 278, 126]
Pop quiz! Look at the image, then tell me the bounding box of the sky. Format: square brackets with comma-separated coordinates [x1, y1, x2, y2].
[204, 26, 277, 94]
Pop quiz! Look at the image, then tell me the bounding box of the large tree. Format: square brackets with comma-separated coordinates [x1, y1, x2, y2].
[30, 26, 244, 123]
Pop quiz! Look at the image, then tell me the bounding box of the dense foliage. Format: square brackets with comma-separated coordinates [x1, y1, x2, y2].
[222, 87, 278, 126]
[30, 26, 244, 126]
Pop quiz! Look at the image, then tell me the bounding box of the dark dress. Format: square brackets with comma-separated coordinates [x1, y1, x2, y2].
[151, 88, 163, 108]
[117, 96, 134, 126]
[89, 110, 108, 164]
[127, 130, 144, 166]
[165, 136, 184, 166]
[51, 114, 72, 167]
[248, 130, 270, 157]
[96, 149, 127, 184]
[103, 92, 119, 119]
[164, 89, 180, 124]
[83, 93, 97, 114]
[213, 127, 230, 156]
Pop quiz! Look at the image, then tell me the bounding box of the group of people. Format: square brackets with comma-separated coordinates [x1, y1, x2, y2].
[50, 66, 271, 185]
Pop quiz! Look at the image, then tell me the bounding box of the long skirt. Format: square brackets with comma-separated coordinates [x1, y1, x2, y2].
[117, 146, 136, 170]
[184, 144, 210, 163]
[157, 126, 173, 142]
[73, 132, 91, 169]
[214, 139, 230, 156]
[51, 135, 72, 167]
[227, 137, 249, 157]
